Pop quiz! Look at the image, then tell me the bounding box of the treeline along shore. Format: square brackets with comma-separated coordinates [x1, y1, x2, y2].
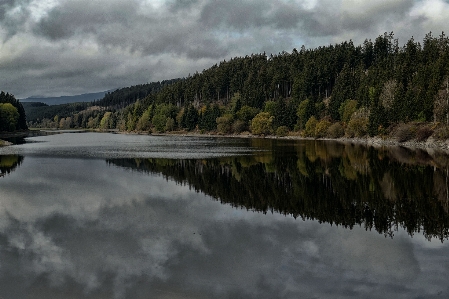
[12, 32, 449, 149]
[0, 91, 27, 145]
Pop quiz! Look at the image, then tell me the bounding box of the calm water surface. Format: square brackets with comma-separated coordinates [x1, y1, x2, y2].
[1, 132, 449, 299]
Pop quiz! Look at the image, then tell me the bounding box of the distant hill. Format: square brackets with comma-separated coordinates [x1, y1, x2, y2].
[22, 101, 90, 123]
[95, 80, 181, 109]
[20, 90, 110, 105]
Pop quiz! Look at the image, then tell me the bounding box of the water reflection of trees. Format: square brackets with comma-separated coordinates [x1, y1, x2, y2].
[0, 155, 23, 177]
[107, 140, 449, 242]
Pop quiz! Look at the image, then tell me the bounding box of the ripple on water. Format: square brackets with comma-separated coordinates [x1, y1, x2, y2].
[0, 132, 259, 159]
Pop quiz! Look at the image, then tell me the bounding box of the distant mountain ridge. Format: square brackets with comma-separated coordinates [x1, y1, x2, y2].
[20, 90, 111, 105]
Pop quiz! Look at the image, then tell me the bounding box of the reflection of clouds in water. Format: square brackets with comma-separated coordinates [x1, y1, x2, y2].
[0, 157, 447, 298]
[325, 228, 419, 282]
[0, 157, 192, 221]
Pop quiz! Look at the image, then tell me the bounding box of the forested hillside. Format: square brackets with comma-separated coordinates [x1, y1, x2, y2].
[23, 102, 89, 124]
[27, 80, 181, 128]
[0, 92, 27, 132]
[94, 79, 181, 109]
[30, 32, 449, 141]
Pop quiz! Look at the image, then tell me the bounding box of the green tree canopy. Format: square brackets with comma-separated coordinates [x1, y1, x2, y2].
[250, 112, 274, 135]
[0, 103, 19, 131]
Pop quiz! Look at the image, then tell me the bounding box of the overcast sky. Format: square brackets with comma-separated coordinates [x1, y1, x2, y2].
[1, 0, 449, 99]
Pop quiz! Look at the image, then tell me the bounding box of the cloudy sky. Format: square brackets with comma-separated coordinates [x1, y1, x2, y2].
[1, 0, 449, 99]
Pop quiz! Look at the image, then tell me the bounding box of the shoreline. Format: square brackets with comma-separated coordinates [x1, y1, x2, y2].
[0, 140, 12, 146]
[4, 128, 449, 153]
[133, 130, 449, 153]
[0, 131, 30, 147]
[0, 131, 30, 139]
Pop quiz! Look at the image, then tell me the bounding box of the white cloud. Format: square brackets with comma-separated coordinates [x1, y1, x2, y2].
[28, 0, 59, 21]
[410, 0, 449, 29]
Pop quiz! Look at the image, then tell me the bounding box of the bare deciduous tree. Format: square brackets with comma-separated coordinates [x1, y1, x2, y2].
[434, 78, 449, 124]
[380, 79, 397, 110]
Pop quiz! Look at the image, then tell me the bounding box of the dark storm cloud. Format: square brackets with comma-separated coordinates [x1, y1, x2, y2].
[34, 0, 140, 40]
[290, 0, 417, 40]
[0, 0, 28, 21]
[167, 0, 200, 12]
[199, 0, 302, 30]
[34, 0, 227, 59]
[200, 0, 268, 30]
[0, 0, 32, 39]
[339, 0, 416, 32]
[0, 0, 15, 19]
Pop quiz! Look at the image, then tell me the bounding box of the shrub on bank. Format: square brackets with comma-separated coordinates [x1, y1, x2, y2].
[216, 114, 233, 134]
[393, 123, 417, 142]
[276, 126, 289, 137]
[327, 122, 345, 138]
[345, 108, 369, 137]
[415, 126, 433, 142]
[433, 125, 449, 140]
[165, 118, 175, 132]
[250, 112, 274, 135]
[315, 119, 331, 138]
[346, 117, 368, 137]
[303, 116, 317, 137]
[232, 120, 246, 133]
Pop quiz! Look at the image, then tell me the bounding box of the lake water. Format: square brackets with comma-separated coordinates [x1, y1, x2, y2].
[1, 132, 449, 298]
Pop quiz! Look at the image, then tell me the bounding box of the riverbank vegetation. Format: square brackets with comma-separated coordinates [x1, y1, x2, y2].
[27, 32, 449, 142]
[0, 92, 27, 132]
[0, 92, 27, 136]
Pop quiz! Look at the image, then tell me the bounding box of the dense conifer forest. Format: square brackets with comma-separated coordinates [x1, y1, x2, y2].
[27, 32, 449, 141]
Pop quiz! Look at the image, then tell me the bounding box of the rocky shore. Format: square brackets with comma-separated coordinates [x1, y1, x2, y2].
[0, 139, 12, 146]
[151, 130, 449, 153]
[332, 136, 449, 153]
